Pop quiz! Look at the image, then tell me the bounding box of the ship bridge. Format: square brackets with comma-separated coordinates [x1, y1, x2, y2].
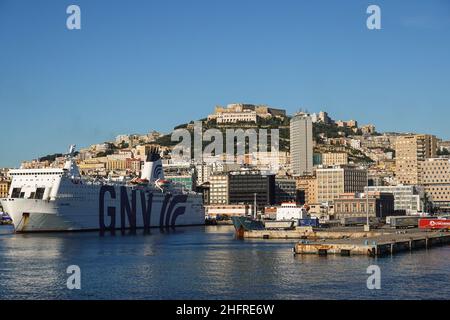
[6, 168, 65, 200]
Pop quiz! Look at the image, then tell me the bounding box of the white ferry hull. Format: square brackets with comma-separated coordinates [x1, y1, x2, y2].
[0, 190, 204, 233]
[1, 145, 205, 233]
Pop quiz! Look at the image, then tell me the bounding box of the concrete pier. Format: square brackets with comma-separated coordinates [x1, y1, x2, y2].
[293, 231, 450, 256]
[242, 227, 384, 240]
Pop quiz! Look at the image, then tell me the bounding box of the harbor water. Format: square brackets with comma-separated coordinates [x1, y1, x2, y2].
[0, 225, 449, 300]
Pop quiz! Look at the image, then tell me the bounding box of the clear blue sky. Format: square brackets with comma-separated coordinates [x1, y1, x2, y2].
[1, 0, 450, 167]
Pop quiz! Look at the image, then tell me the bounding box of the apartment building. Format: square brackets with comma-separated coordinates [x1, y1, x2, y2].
[420, 158, 450, 210]
[296, 175, 318, 204]
[322, 152, 348, 166]
[395, 134, 437, 185]
[0, 180, 10, 198]
[208, 173, 229, 205]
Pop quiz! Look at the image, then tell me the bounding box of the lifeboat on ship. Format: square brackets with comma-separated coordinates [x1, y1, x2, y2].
[155, 179, 171, 188]
[130, 177, 149, 185]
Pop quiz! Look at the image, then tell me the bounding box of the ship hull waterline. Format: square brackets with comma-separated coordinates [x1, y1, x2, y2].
[1, 189, 205, 233]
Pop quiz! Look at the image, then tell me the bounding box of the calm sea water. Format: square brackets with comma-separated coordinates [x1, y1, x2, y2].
[0, 224, 449, 300]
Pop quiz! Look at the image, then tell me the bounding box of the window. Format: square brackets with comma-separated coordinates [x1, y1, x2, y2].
[11, 188, 21, 198]
[35, 188, 45, 200]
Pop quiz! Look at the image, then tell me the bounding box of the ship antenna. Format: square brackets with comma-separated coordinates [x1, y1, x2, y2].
[68, 144, 76, 157]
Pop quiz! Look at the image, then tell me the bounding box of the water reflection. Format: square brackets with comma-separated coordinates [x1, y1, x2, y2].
[0, 225, 449, 300]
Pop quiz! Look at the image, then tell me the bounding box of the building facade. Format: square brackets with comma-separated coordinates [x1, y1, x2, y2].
[274, 176, 297, 204]
[296, 175, 318, 205]
[322, 152, 348, 166]
[208, 103, 286, 123]
[290, 112, 313, 176]
[208, 174, 229, 205]
[0, 180, 10, 198]
[316, 166, 368, 203]
[228, 170, 275, 209]
[395, 134, 437, 185]
[334, 192, 395, 219]
[216, 110, 257, 124]
[420, 158, 450, 211]
[365, 185, 424, 214]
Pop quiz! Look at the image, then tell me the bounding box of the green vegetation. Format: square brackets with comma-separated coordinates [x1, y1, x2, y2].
[118, 141, 129, 149]
[347, 148, 374, 164]
[313, 122, 357, 141]
[152, 117, 379, 161]
[95, 150, 115, 158]
[39, 153, 63, 162]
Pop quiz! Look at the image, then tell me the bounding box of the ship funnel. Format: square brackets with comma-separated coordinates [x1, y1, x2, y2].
[141, 147, 164, 182]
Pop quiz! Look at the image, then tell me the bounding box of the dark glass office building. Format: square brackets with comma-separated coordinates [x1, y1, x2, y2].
[228, 170, 275, 209]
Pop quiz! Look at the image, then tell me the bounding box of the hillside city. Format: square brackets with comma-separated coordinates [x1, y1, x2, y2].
[1, 103, 450, 222]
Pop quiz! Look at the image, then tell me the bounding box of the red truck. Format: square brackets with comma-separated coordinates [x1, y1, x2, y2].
[419, 218, 450, 230]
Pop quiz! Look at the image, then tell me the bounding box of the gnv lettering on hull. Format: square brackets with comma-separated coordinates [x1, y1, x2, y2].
[99, 186, 188, 234]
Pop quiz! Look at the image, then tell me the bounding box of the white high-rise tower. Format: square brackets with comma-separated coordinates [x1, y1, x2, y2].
[290, 112, 313, 176]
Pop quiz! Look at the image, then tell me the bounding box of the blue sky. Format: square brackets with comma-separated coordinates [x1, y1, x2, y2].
[1, 0, 450, 167]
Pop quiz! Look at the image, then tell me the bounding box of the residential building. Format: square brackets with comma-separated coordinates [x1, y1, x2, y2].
[322, 152, 348, 166]
[195, 161, 242, 185]
[195, 162, 213, 185]
[290, 112, 313, 176]
[209, 174, 229, 205]
[126, 158, 142, 173]
[350, 139, 362, 150]
[246, 151, 290, 173]
[395, 134, 437, 185]
[0, 180, 10, 198]
[296, 175, 318, 205]
[316, 166, 368, 203]
[420, 158, 450, 211]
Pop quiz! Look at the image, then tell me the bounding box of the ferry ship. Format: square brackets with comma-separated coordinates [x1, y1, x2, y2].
[0, 146, 204, 232]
